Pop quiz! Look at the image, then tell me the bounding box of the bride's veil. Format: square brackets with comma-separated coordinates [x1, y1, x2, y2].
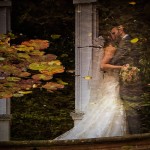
[89, 36, 105, 104]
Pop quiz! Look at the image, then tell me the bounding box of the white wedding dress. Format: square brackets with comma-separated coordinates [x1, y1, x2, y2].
[54, 37, 127, 140]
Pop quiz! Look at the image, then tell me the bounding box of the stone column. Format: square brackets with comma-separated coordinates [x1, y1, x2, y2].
[0, 0, 11, 33]
[0, 0, 11, 141]
[71, 0, 99, 125]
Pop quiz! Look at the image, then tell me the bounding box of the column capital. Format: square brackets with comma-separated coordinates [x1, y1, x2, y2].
[0, 1, 11, 7]
[73, 0, 97, 4]
[0, 114, 11, 121]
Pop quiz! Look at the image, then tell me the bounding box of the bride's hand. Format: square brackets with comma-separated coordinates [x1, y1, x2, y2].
[121, 64, 129, 70]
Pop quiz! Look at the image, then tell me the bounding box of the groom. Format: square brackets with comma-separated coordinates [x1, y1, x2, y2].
[109, 25, 143, 134]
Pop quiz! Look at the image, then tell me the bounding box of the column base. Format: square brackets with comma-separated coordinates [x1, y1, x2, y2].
[70, 110, 84, 126]
[0, 114, 11, 121]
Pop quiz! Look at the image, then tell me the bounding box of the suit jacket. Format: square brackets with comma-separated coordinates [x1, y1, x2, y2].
[110, 35, 132, 66]
[110, 35, 143, 104]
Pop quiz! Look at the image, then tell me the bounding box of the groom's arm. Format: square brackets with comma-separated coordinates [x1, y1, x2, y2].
[110, 40, 132, 65]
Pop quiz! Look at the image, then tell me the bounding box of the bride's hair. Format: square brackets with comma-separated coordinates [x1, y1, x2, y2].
[104, 37, 115, 48]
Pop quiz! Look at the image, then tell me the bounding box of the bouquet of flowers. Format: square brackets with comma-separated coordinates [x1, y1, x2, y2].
[120, 64, 140, 83]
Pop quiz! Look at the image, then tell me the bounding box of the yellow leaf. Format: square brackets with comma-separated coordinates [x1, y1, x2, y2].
[48, 60, 61, 65]
[76, 10, 81, 13]
[129, 1, 136, 5]
[18, 91, 32, 94]
[66, 70, 75, 73]
[83, 76, 92, 80]
[56, 78, 68, 85]
[130, 38, 139, 43]
[88, 33, 92, 37]
[51, 34, 61, 39]
[13, 93, 24, 97]
[33, 84, 38, 88]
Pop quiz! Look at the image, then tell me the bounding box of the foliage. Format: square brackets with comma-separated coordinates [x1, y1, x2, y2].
[11, 0, 74, 38]
[10, 0, 75, 140]
[11, 82, 75, 140]
[0, 34, 65, 98]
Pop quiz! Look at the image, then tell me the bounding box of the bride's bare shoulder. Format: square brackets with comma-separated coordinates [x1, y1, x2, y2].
[104, 44, 116, 55]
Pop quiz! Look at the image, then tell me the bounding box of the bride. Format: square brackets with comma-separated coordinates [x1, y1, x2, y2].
[54, 37, 127, 140]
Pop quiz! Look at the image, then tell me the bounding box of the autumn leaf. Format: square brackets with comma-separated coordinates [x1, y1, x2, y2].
[0, 91, 13, 98]
[19, 84, 32, 90]
[17, 53, 30, 59]
[18, 91, 32, 94]
[3, 82, 17, 87]
[29, 50, 45, 56]
[28, 62, 44, 70]
[18, 72, 31, 77]
[42, 82, 64, 92]
[128, 1, 136, 5]
[22, 39, 49, 50]
[48, 60, 61, 65]
[83, 76, 92, 80]
[32, 74, 53, 81]
[130, 38, 139, 43]
[13, 93, 24, 97]
[66, 70, 75, 73]
[15, 45, 34, 52]
[42, 54, 57, 62]
[6, 77, 21, 82]
[29, 62, 64, 75]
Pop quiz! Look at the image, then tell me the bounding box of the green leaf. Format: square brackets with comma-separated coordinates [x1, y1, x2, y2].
[13, 93, 24, 97]
[56, 78, 68, 85]
[51, 34, 61, 39]
[60, 54, 68, 58]
[6, 77, 21, 82]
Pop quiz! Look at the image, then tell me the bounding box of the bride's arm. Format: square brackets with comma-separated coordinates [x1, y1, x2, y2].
[100, 56, 122, 70]
[100, 45, 122, 70]
[101, 63, 122, 70]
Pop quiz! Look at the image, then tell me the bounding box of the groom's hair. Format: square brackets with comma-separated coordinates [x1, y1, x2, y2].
[117, 25, 128, 33]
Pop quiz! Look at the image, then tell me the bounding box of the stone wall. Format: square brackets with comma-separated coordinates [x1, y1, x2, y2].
[0, 133, 150, 150]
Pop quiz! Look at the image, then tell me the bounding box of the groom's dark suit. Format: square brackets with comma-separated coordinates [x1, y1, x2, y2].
[110, 35, 143, 134]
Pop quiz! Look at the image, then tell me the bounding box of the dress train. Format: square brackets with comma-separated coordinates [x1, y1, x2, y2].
[54, 70, 127, 140]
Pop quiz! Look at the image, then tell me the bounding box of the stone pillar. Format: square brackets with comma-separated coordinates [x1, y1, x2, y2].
[0, 100, 11, 141]
[0, 0, 11, 141]
[71, 0, 99, 125]
[0, 0, 11, 33]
